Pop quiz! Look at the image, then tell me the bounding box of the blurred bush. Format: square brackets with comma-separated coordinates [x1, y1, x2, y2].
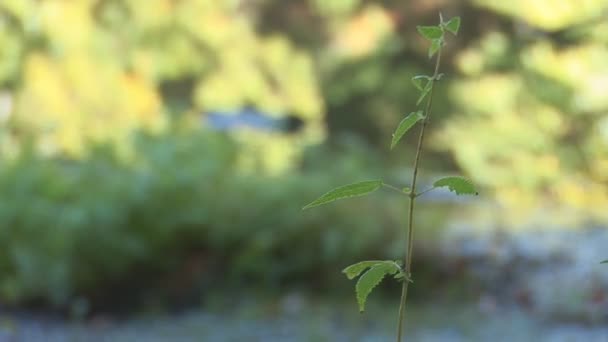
[0, 0, 324, 173]
[0, 130, 409, 310]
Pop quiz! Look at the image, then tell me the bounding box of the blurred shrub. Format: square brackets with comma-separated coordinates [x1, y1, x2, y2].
[0, 130, 407, 309]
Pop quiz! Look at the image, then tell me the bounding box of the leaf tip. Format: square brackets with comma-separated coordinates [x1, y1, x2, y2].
[444, 16, 461, 35]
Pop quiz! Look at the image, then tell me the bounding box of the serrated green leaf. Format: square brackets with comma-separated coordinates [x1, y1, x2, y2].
[303, 180, 383, 209]
[429, 38, 442, 58]
[355, 262, 400, 312]
[390, 111, 424, 149]
[343, 260, 384, 280]
[417, 26, 443, 40]
[433, 176, 478, 195]
[444, 17, 461, 35]
[411, 75, 431, 91]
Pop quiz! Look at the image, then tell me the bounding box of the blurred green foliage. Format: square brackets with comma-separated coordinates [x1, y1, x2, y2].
[436, 0, 608, 224]
[0, 130, 412, 309]
[0, 0, 607, 310]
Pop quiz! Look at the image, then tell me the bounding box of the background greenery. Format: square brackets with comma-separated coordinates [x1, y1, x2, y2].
[0, 0, 607, 315]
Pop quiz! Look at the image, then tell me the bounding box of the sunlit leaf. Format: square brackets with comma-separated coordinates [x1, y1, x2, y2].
[433, 176, 478, 195]
[444, 17, 461, 35]
[417, 26, 443, 40]
[303, 180, 383, 209]
[390, 111, 424, 149]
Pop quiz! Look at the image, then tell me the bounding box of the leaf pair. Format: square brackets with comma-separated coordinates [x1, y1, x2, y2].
[417, 16, 461, 38]
[343, 260, 407, 312]
[417, 16, 460, 58]
[302, 176, 477, 211]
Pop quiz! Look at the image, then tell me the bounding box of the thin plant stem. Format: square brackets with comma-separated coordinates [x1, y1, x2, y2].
[415, 187, 435, 198]
[396, 49, 442, 342]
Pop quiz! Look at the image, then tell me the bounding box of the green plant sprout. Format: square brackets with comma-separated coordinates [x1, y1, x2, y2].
[303, 14, 477, 341]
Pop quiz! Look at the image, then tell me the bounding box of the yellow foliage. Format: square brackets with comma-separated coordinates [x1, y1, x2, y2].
[474, 0, 608, 31]
[522, 42, 608, 112]
[332, 5, 395, 58]
[0, 0, 325, 172]
[40, 0, 94, 51]
[192, 29, 325, 173]
[442, 14, 608, 224]
[15, 53, 165, 157]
